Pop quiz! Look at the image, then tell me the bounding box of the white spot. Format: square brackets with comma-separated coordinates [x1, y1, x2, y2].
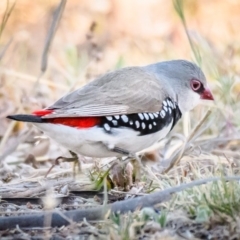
[163, 106, 168, 112]
[121, 115, 128, 123]
[167, 99, 171, 106]
[173, 102, 176, 108]
[106, 116, 113, 121]
[135, 121, 140, 128]
[142, 122, 146, 129]
[163, 100, 167, 106]
[169, 101, 173, 108]
[112, 120, 118, 126]
[149, 113, 154, 119]
[130, 121, 133, 125]
[160, 110, 165, 118]
[169, 108, 172, 114]
[115, 115, 120, 120]
[107, 143, 115, 150]
[153, 113, 158, 118]
[104, 123, 111, 131]
[153, 122, 157, 126]
[138, 113, 144, 120]
[143, 113, 149, 120]
[149, 124, 152, 129]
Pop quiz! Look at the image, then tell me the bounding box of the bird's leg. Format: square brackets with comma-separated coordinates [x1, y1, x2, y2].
[106, 145, 143, 183]
[45, 150, 81, 178]
[111, 158, 134, 190]
[110, 146, 134, 157]
[69, 151, 81, 178]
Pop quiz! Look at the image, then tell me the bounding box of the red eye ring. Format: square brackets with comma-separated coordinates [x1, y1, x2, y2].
[191, 79, 202, 92]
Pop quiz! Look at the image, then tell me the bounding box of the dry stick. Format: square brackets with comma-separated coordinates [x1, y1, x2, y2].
[0, 178, 73, 198]
[1, 175, 240, 230]
[1, 69, 67, 89]
[0, 129, 33, 163]
[163, 110, 212, 174]
[41, 0, 66, 73]
[33, 0, 67, 90]
[186, 110, 212, 143]
[212, 149, 240, 158]
[0, 0, 67, 161]
[0, 1, 17, 155]
[0, 38, 12, 61]
[0, 1, 16, 40]
[0, 101, 25, 156]
[173, 0, 201, 64]
[0, 1, 15, 61]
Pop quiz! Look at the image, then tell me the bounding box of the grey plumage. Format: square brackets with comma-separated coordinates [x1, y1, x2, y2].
[42, 60, 206, 119]
[44, 67, 167, 118]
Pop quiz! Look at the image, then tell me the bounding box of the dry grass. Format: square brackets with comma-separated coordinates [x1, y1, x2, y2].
[0, 0, 240, 239]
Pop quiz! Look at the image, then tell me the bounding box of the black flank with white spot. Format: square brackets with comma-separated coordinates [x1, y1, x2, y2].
[99, 97, 182, 136]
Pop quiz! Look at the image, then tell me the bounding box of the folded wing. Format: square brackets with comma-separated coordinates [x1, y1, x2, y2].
[43, 67, 170, 118]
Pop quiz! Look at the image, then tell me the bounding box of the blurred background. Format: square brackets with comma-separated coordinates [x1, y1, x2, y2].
[0, 0, 240, 179]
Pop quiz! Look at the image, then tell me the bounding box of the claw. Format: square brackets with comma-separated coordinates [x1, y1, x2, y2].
[45, 151, 81, 178]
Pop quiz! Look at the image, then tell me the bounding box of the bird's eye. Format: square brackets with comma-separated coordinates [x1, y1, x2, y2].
[191, 79, 202, 92]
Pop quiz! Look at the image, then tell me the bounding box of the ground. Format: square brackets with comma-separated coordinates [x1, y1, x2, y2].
[1, 0, 240, 239]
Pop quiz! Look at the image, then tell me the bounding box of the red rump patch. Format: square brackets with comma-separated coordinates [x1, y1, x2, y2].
[45, 117, 100, 128]
[33, 109, 54, 116]
[33, 109, 100, 128]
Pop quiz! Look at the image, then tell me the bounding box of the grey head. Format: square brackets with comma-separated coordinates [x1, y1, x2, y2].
[144, 60, 214, 113]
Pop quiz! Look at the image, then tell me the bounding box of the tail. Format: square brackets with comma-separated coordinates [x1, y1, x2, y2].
[7, 114, 43, 123]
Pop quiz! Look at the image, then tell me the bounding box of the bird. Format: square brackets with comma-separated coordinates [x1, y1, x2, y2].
[7, 60, 214, 161]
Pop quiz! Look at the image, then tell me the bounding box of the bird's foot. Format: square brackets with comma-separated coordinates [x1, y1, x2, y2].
[45, 151, 81, 178]
[107, 145, 143, 185]
[111, 160, 134, 190]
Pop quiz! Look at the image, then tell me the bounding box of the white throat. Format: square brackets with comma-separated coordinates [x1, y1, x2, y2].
[177, 91, 201, 114]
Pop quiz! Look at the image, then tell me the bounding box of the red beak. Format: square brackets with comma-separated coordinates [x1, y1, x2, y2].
[200, 88, 214, 100]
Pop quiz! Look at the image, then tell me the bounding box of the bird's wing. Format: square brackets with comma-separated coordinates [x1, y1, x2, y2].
[43, 67, 171, 118]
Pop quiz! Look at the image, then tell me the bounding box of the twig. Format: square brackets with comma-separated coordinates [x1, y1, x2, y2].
[0, 179, 73, 198]
[173, 0, 201, 64]
[0, 68, 67, 89]
[0, 175, 240, 229]
[0, 0, 16, 40]
[1, 0, 67, 160]
[163, 110, 212, 173]
[33, 0, 67, 91]
[41, 0, 66, 73]
[187, 110, 212, 143]
[0, 38, 12, 61]
[0, 128, 32, 163]
[212, 149, 240, 158]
